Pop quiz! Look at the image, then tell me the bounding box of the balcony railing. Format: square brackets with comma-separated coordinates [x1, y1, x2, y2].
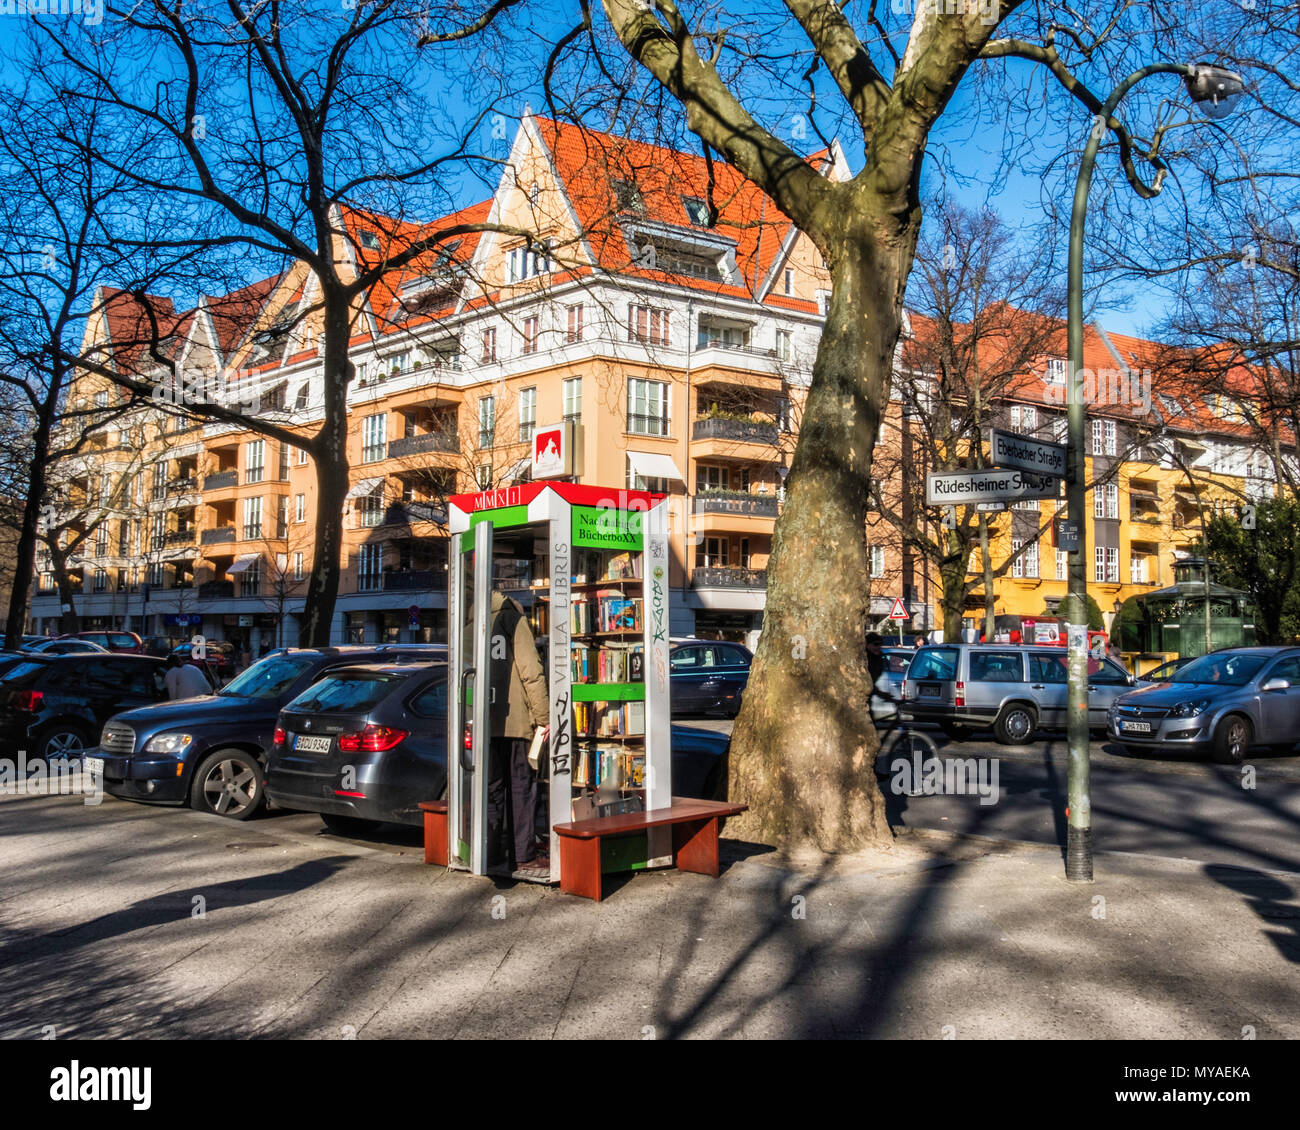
[692, 566, 768, 589]
[165, 529, 195, 546]
[694, 491, 779, 518]
[357, 573, 383, 593]
[169, 476, 198, 495]
[198, 580, 234, 600]
[201, 526, 236, 545]
[384, 501, 447, 526]
[203, 470, 238, 490]
[388, 432, 459, 458]
[382, 569, 440, 591]
[692, 417, 779, 446]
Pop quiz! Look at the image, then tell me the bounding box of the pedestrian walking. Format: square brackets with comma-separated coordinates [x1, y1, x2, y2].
[164, 654, 213, 700]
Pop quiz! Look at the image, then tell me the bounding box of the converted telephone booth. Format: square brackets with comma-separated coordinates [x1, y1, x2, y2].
[446, 482, 675, 886]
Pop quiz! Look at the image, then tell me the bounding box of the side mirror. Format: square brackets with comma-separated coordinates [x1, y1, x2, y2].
[1261, 677, 1291, 693]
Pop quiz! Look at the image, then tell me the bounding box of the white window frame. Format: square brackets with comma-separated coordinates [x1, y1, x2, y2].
[519, 387, 537, 442]
[627, 377, 669, 436]
[362, 413, 387, 464]
[245, 439, 265, 484]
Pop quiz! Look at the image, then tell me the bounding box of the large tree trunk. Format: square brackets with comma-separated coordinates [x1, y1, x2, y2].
[297, 298, 353, 647]
[4, 424, 52, 648]
[727, 216, 914, 852]
[939, 544, 966, 642]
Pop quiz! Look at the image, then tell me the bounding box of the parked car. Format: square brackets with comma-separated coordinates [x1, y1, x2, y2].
[669, 639, 752, 717]
[1140, 656, 1198, 682]
[0, 654, 168, 758]
[142, 635, 185, 658]
[1108, 646, 1300, 764]
[59, 630, 144, 654]
[267, 662, 733, 835]
[24, 638, 110, 655]
[901, 643, 1141, 744]
[871, 647, 914, 726]
[88, 645, 446, 820]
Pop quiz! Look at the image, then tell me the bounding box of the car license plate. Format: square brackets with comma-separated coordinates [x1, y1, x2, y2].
[1121, 720, 1152, 733]
[919, 682, 941, 698]
[83, 756, 104, 776]
[293, 734, 332, 753]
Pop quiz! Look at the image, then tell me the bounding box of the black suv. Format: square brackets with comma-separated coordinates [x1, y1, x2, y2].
[0, 655, 167, 759]
[90, 645, 445, 820]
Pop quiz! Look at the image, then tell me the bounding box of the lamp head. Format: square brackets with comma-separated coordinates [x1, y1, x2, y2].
[1184, 64, 1245, 121]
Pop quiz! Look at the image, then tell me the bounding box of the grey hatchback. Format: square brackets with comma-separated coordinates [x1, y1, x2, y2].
[1108, 646, 1300, 764]
[902, 643, 1139, 744]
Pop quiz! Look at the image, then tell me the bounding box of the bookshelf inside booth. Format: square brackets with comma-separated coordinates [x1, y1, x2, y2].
[446, 483, 672, 887]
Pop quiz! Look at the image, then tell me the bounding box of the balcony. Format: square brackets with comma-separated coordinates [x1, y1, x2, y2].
[166, 529, 196, 546]
[203, 470, 238, 491]
[694, 491, 779, 518]
[198, 580, 234, 600]
[201, 526, 236, 546]
[388, 432, 459, 458]
[692, 416, 779, 446]
[384, 501, 447, 526]
[692, 566, 768, 589]
[168, 476, 198, 496]
[382, 570, 439, 591]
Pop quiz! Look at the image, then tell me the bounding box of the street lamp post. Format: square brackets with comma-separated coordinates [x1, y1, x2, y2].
[1065, 62, 1244, 882]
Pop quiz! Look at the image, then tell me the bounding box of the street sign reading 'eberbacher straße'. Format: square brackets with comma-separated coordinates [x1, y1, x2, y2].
[990, 428, 1068, 478]
[925, 468, 1062, 507]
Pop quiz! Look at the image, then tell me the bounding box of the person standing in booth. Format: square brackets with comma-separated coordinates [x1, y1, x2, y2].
[486, 589, 550, 873]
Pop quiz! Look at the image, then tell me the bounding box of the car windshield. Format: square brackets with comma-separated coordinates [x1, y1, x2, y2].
[1169, 652, 1268, 687]
[218, 654, 316, 699]
[287, 672, 404, 714]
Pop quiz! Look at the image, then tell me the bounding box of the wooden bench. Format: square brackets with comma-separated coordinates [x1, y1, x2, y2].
[552, 798, 748, 902]
[418, 800, 449, 867]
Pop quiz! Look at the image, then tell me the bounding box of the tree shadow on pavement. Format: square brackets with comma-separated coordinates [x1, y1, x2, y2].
[1204, 864, 1300, 964]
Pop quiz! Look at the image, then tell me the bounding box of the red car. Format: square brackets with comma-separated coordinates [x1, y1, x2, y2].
[169, 640, 235, 680]
[60, 630, 144, 654]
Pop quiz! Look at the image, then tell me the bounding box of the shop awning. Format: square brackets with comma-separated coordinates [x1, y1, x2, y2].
[627, 451, 684, 483]
[345, 476, 384, 501]
[227, 553, 261, 574]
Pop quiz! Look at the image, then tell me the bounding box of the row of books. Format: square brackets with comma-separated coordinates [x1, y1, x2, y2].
[573, 699, 645, 738]
[570, 593, 643, 634]
[572, 550, 642, 584]
[573, 745, 646, 790]
[571, 645, 644, 684]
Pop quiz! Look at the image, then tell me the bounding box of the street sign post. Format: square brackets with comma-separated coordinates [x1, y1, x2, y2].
[889, 597, 908, 645]
[925, 468, 1061, 507]
[990, 428, 1068, 478]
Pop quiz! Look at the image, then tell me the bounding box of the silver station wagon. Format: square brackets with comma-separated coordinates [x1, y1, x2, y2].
[901, 643, 1140, 744]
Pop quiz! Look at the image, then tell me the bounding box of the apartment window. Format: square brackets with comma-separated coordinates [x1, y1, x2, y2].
[481, 327, 497, 363]
[697, 465, 729, 493]
[152, 461, 167, 499]
[613, 179, 645, 215]
[94, 526, 108, 557]
[298, 445, 308, 465]
[627, 305, 669, 347]
[778, 398, 794, 432]
[1094, 481, 1118, 519]
[277, 496, 289, 538]
[118, 521, 129, 556]
[628, 460, 669, 494]
[563, 377, 582, 422]
[522, 316, 540, 355]
[243, 557, 261, 597]
[566, 304, 584, 343]
[1012, 539, 1039, 579]
[244, 440, 264, 484]
[1130, 556, 1149, 584]
[361, 413, 387, 464]
[507, 241, 551, 282]
[151, 513, 165, 552]
[278, 442, 291, 480]
[870, 545, 885, 579]
[1056, 549, 1068, 581]
[776, 330, 793, 361]
[295, 494, 305, 523]
[739, 538, 751, 568]
[293, 552, 304, 581]
[783, 269, 794, 296]
[1091, 418, 1117, 456]
[1045, 358, 1067, 384]
[519, 387, 537, 443]
[359, 486, 384, 528]
[627, 377, 669, 436]
[478, 396, 496, 448]
[93, 568, 108, 592]
[148, 562, 165, 588]
[697, 321, 750, 350]
[1010, 404, 1037, 434]
[1013, 497, 1039, 512]
[1095, 545, 1119, 583]
[95, 389, 109, 409]
[682, 196, 710, 225]
[695, 537, 728, 568]
[242, 496, 263, 540]
[1050, 414, 1068, 444]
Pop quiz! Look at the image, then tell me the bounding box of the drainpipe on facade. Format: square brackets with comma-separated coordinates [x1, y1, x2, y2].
[684, 298, 693, 618]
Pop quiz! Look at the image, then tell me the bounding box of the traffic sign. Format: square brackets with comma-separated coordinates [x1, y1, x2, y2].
[889, 598, 908, 620]
[926, 468, 1061, 507]
[990, 428, 1067, 478]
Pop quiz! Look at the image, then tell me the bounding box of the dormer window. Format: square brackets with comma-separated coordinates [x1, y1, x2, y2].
[359, 230, 380, 251]
[1045, 358, 1067, 384]
[682, 196, 711, 226]
[507, 240, 552, 283]
[612, 179, 645, 215]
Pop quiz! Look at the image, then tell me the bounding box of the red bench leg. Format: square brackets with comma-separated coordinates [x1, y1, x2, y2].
[559, 836, 603, 901]
[673, 817, 720, 876]
[423, 808, 448, 867]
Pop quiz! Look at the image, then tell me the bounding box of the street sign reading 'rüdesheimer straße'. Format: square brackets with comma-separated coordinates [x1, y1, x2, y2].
[989, 428, 1068, 478]
[925, 468, 1062, 507]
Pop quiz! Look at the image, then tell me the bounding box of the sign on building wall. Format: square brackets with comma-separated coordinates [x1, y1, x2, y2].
[532, 421, 573, 479]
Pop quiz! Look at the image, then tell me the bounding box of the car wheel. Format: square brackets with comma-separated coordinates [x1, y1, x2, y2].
[939, 723, 973, 740]
[1212, 715, 1253, 766]
[36, 722, 92, 759]
[993, 704, 1037, 745]
[320, 813, 381, 836]
[189, 749, 264, 820]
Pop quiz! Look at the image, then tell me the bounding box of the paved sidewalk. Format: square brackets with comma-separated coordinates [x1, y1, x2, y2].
[1, 791, 1297, 1039]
